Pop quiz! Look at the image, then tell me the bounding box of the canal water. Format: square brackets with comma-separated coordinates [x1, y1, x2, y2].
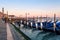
[14, 17, 60, 40]
[14, 24, 60, 40]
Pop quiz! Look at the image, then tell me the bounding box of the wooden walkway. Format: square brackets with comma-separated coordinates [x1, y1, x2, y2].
[0, 19, 14, 40]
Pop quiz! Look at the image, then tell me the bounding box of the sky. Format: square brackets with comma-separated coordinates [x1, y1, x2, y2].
[0, 0, 60, 17]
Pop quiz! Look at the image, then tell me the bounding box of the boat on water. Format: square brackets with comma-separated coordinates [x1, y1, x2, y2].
[14, 14, 60, 34]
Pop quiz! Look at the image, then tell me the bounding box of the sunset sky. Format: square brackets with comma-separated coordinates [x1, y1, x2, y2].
[0, 0, 60, 17]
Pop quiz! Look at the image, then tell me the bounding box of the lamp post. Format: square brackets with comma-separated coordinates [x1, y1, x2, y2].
[40, 13, 43, 30]
[46, 14, 48, 27]
[5, 11, 8, 23]
[19, 15, 21, 29]
[53, 13, 56, 32]
[40, 15, 42, 30]
[25, 13, 29, 27]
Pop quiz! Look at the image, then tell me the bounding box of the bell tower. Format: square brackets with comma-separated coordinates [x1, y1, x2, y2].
[2, 7, 4, 14]
[2, 7, 4, 17]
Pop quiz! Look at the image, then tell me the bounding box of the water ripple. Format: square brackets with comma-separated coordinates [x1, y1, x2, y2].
[42, 32, 56, 40]
[36, 31, 48, 38]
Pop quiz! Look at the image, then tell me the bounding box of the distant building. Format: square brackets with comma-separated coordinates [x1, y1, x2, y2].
[0, 8, 4, 18]
[2, 8, 4, 14]
[0, 8, 16, 19]
[8, 15, 15, 18]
